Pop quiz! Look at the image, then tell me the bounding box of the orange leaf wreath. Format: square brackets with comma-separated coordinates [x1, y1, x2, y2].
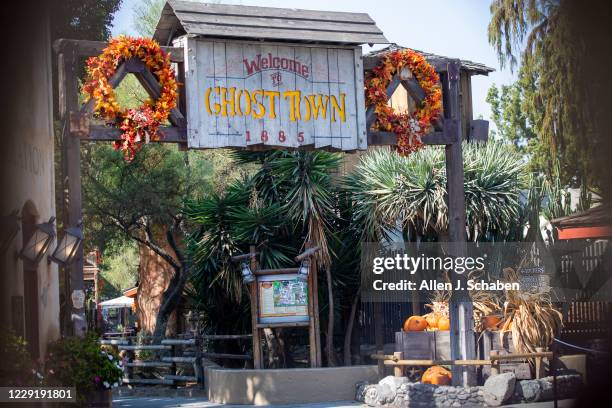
[82, 36, 178, 160]
[365, 49, 442, 155]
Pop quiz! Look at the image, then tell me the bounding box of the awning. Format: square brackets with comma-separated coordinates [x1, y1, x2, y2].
[98, 295, 134, 309]
[551, 204, 612, 239]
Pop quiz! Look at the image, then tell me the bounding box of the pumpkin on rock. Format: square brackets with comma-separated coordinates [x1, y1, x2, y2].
[421, 365, 452, 385]
[403, 315, 428, 331]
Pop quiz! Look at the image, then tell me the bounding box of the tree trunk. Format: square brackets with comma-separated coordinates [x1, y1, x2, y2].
[325, 265, 336, 366]
[343, 288, 360, 366]
[152, 263, 189, 338]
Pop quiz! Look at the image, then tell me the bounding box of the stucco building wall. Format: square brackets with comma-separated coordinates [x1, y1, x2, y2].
[0, 11, 59, 359]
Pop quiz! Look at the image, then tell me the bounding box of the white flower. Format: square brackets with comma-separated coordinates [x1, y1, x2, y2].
[36, 372, 44, 380]
[113, 382, 118, 388]
[107, 354, 113, 361]
[103, 381, 110, 388]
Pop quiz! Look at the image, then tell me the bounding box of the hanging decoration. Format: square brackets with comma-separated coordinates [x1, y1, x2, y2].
[82, 36, 178, 160]
[365, 49, 443, 155]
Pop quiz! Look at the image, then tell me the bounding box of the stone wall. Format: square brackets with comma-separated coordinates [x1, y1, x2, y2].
[356, 372, 584, 407]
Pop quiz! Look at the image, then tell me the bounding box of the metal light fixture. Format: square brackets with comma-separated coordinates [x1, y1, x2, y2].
[18, 216, 56, 265]
[50, 223, 83, 266]
[241, 262, 256, 284]
[0, 210, 20, 254]
[298, 259, 310, 281]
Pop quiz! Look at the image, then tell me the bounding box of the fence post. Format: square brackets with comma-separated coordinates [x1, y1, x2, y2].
[393, 352, 403, 377]
[490, 350, 500, 376]
[535, 347, 545, 379]
[195, 332, 204, 389]
[126, 338, 134, 386]
[377, 349, 384, 380]
[170, 341, 177, 389]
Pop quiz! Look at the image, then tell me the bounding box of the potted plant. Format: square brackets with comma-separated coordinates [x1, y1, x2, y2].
[44, 334, 123, 407]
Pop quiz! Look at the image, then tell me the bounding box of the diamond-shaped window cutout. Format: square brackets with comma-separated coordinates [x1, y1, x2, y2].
[114, 73, 151, 111]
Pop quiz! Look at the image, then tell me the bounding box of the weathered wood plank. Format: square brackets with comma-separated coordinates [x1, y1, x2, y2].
[202, 352, 251, 360]
[401, 78, 425, 106]
[119, 345, 172, 351]
[86, 125, 186, 143]
[181, 22, 384, 44]
[162, 356, 197, 363]
[161, 338, 197, 345]
[444, 60, 476, 387]
[253, 268, 300, 275]
[256, 321, 310, 329]
[125, 361, 173, 367]
[134, 64, 186, 127]
[174, 11, 383, 35]
[122, 378, 174, 385]
[170, 1, 375, 24]
[164, 375, 198, 382]
[201, 334, 252, 340]
[53, 39, 184, 62]
[469, 119, 489, 142]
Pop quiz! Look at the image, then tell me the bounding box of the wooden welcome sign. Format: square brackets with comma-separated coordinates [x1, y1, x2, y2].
[183, 39, 367, 151]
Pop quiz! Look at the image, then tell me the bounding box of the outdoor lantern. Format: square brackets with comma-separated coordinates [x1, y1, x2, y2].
[18, 216, 56, 265]
[298, 259, 310, 281]
[0, 210, 20, 255]
[50, 223, 83, 266]
[241, 262, 256, 284]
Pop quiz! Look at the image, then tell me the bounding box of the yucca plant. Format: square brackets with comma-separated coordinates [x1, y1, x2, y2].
[344, 142, 526, 241]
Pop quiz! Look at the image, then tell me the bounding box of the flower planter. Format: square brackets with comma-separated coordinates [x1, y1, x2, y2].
[84, 389, 112, 408]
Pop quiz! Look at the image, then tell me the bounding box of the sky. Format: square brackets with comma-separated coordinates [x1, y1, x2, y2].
[111, 0, 518, 123]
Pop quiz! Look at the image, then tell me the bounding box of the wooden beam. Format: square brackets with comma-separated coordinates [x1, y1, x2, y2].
[444, 60, 476, 387]
[53, 39, 184, 62]
[400, 78, 425, 106]
[367, 120, 458, 146]
[133, 63, 186, 127]
[58, 42, 87, 338]
[364, 55, 449, 73]
[469, 119, 489, 143]
[366, 74, 402, 130]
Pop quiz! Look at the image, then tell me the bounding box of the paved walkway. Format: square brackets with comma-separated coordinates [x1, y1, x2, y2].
[112, 397, 364, 408]
[113, 397, 575, 408]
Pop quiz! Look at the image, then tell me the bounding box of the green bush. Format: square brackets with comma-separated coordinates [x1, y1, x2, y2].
[44, 334, 123, 397]
[0, 331, 41, 386]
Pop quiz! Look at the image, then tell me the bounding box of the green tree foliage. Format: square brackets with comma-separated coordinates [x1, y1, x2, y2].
[98, 241, 139, 300]
[185, 151, 343, 365]
[132, 0, 165, 37]
[488, 0, 611, 191]
[51, 0, 122, 41]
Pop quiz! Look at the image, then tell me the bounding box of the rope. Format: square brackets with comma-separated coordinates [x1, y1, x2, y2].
[553, 338, 610, 355]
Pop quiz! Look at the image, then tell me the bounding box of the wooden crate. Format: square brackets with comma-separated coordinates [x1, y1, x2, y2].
[480, 330, 531, 380]
[394, 331, 450, 360]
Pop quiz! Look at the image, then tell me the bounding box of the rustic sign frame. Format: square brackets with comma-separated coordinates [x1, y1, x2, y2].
[55, 37, 483, 385]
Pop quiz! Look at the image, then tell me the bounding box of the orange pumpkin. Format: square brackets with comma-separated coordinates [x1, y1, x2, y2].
[403, 315, 428, 331]
[437, 316, 450, 330]
[425, 313, 440, 329]
[483, 315, 502, 330]
[421, 365, 452, 385]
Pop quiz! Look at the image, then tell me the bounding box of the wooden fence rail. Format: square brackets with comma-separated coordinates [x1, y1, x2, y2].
[100, 333, 252, 387]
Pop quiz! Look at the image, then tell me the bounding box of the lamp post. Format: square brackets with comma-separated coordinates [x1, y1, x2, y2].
[49, 224, 83, 266]
[18, 216, 56, 265]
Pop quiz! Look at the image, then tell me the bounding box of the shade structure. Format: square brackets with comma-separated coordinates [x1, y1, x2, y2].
[551, 204, 612, 240]
[98, 295, 134, 309]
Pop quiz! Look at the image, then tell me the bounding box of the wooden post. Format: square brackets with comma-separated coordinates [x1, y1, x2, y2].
[377, 349, 385, 380]
[194, 332, 204, 388]
[490, 350, 500, 376]
[393, 352, 404, 377]
[249, 245, 263, 369]
[535, 347, 545, 379]
[57, 41, 86, 337]
[445, 60, 477, 386]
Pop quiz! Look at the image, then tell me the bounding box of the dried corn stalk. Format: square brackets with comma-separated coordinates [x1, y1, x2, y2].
[500, 267, 563, 353]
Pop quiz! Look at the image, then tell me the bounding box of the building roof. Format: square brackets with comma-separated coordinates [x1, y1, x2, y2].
[365, 44, 495, 75]
[551, 204, 612, 229]
[99, 295, 134, 309]
[153, 0, 388, 45]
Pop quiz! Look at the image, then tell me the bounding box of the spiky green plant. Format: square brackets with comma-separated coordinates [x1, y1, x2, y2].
[344, 142, 526, 241]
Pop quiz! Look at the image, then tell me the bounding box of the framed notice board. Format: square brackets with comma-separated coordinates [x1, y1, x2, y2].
[258, 274, 309, 324]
